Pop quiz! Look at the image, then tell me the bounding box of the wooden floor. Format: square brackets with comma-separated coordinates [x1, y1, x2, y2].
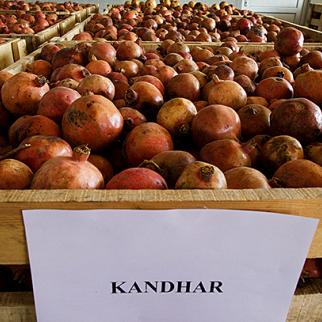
[0, 279, 321, 321]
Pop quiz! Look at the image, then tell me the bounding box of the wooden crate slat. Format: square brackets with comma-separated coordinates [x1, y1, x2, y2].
[0, 280, 321, 322]
[0, 188, 321, 264]
[0, 40, 15, 69]
[59, 15, 92, 40]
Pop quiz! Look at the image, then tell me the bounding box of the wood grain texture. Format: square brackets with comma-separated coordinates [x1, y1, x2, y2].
[0, 280, 321, 322]
[0, 189, 321, 264]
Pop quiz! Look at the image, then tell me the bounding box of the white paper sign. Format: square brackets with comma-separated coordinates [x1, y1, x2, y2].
[23, 209, 318, 322]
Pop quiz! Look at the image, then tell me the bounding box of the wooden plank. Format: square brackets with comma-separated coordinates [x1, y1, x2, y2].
[10, 39, 27, 61]
[0, 40, 15, 69]
[59, 16, 92, 40]
[0, 189, 321, 265]
[58, 15, 76, 36]
[0, 292, 35, 322]
[313, 4, 322, 14]
[0, 280, 321, 321]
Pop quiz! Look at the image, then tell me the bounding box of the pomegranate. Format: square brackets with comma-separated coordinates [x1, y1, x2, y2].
[272, 159, 322, 188]
[192, 104, 241, 147]
[164, 53, 184, 66]
[274, 27, 304, 57]
[72, 32, 93, 41]
[262, 135, 304, 171]
[230, 56, 258, 80]
[174, 59, 198, 73]
[37, 87, 81, 123]
[206, 64, 234, 81]
[1, 72, 49, 115]
[166, 73, 200, 101]
[125, 81, 164, 117]
[119, 107, 147, 132]
[88, 42, 116, 65]
[141, 150, 196, 188]
[106, 167, 167, 189]
[242, 135, 271, 166]
[9, 115, 60, 146]
[270, 98, 322, 143]
[294, 70, 322, 105]
[255, 77, 293, 102]
[246, 96, 269, 106]
[52, 47, 86, 70]
[224, 167, 270, 189]
[234, 75, 256, 95]
[0, 159, 33, 189]
[258, 57, 283, 75]
[116, 41, 144, 60]
[86, 60, 112, 76]
[31, 145, 104, 189]
[306, 143, 322, 166]
[156, 98, 197, 136]
[299, 51, 322, 69]
[62, 95, 123, 151]
[77, 75, 115, 100]
[52, 64, 90, 83]
[0, 70, 13, 90]
[26, 60, 52, 78]
[40, 43, 60, 62]
[88, 154, 113, 183]
[238, 104, 271, 139]
[293, 63, 313, 79]
[175, 161, 227, 189]
[200, 139, 251, 172]
[131, 75, 165, 95]
[208, 77, 247, 110]
[112, 79, 129, 100]
[114, 60, 139, 78]
[124, 122, 173, 166]
[15, 135, 73, 172]
[190, 71, 208, 87]
[261, 66, 294, 83]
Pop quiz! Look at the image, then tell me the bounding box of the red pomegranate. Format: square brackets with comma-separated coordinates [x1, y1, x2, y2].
[175, 161, 227, 189]
[192, 104, 241, 147]
[31, 145, 104, 189]
[37, 86, 81, 122]
[62, 95, 123, 151]
[15, 135, 73, 172]
[106, 167, 167, 189]
[1, 72, 49, 115]
[124, 122, 174, 166]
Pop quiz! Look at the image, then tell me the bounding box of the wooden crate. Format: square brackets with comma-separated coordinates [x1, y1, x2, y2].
[0, 14, 76, 52]
[1, 41, 322, 265]
[0, 38, 27, 69]
[262, 14, 322, 42]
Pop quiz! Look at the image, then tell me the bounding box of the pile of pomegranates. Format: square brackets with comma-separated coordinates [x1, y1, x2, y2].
[0, 34, 321, 190]
[0, 1, 86, 13]
[69, 0, 316, 43]
[0, 11, 61, 34]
